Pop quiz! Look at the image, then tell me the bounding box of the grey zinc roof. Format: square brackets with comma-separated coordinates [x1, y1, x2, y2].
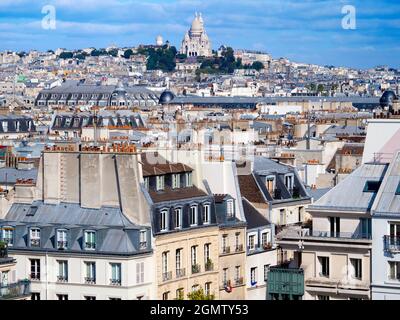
[5, 202, 133, 227]
[253, 156, 293, 175]
[372, 152, 400, 215]
[0, 168, 38, 184]
[310, 163, 388, 212]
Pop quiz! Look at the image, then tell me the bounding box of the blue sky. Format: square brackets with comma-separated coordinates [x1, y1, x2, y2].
[0, 0, 399, 69]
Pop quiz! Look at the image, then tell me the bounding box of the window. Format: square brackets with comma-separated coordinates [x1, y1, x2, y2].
[2, 227, 13, 246]
[318, 256, 330, 277]
[85, 296, 96, 300]
[185, 172, 193, 187]
[329, 217, 341, 237]
[156, 176, 165, 191]
[85, 262, 96, 284]
[57, 261, 68, 282]
[389, 223, 400, 246]
[389, 261, 400, 281]
[30, 228, 40, 247]
[226, 200, 234, 217]
[30, 259, 40, 280]
[110, 263, 122, 286]
[261, 232, 269, 247]
[235, 233, 241, 251]
[192, 284, 199, 292]
[174, 208, 182, 229]
[160, 210, 169, 232]
[190, 205, 198, 226]
[176, 288, 184, 300]
[31, 292, 40, 300]
[248, 235, 255, 250]
[191, 246, 197, 266]
[144, 177, 149, 190]
[57, 294, 68, 300]
[396, 182, 400, 195]
[363, 180, 381, 192]
[285, 174, 294, 190]
[109, 297, 121, 300]
[162, 292, 169, 300]
[57, 229, 68, 249]
[250, 267, 257, 285]
[222, 235, 229, 253]
[235, 266, 241, 281]
[172, 174, 180, 189]
[84, 230, 96, 250]
[162, 252, 168, 275]
[203, 204, 210, 224]
[205, 282, 211, 296]
[264, 265, 270, 281]
[318, 295, 330, 301]
[176, 249, 183, 276]
[223, 268, 228, 285]
[350, 258, 362, 280]
[139, 230, 147, 249]
[136, 262, 145, 284]
[204, 244, 210, 264]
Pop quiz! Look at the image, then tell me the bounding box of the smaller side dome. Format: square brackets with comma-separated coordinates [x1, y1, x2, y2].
[380, 90, 397, 108]
[159, 90, 175, 105]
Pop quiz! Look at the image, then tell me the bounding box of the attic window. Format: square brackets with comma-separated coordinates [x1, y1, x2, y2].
[26, 206, 38, 217]
[396, 182, 400, 196]
[363, 181, 381, 193]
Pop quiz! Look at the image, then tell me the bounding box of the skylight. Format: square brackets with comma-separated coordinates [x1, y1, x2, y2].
[363, 181, 381, 193]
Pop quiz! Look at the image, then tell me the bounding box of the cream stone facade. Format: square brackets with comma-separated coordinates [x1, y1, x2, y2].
[155, 226, 220, 300]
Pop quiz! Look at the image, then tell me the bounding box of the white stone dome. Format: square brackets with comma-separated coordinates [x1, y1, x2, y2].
[190, 16, 203, 34]
[156, 35, 163, 46]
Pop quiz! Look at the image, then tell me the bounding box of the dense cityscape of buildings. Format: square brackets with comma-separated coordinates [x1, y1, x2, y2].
[0, 13, 399, 301]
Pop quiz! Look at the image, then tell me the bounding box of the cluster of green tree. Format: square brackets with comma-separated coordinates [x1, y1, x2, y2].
[137, 46, 178, 72]
[196, 47, 265, 76]
[186, 288, 215, 300]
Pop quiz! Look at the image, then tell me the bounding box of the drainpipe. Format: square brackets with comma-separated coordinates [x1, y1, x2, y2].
[45, 251, 49, 300]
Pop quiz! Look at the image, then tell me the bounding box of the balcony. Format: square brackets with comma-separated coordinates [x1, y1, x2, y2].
[191, 264, 201, 275]
[30, 273, 40, 281]
[221, 246, 231, 255]
[162, 271, 172, 282]
[305, 230, 371, 240]
[176, 268, 186, 278]
[220, 280, 232, 291]
[139, 241, 147, 250]
[267, 268, 304, 299]
[57, 276, 68, 283]
[384, 236, 400, 253]
[234, 277, 244, 286]
[247, 242, 273, 254]
[235, 244, 244, 252]
[30, 239, 40, 247]
[85, 242, 96, 250]
[205, 260, 214, 272]
[84, 277, 96, 285]
[57, 241, 68, 250]
[0, 280, 31, 300]
[110, 279, 121, 286]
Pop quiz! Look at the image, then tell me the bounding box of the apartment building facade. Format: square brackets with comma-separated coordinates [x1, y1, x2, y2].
[276, 163, 384, 300]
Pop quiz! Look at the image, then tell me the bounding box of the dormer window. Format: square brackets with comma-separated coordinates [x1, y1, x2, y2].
[203, 204, 210, 224]
[172, 174, 180, 189]
[156, 176, 165, 191]
[57, 229, 68, 250]
[395, 182, 400, 195]
[174, 208, 182, 230]
[160, 209, 169, 232]
[30, 228, 41, 247]
[84, 230, 96, 250]
[284, 174, 294, 191]
[2, 227, 14, 246]
[190, 205, 198, 226]
[226, 200, 234, 217]
[185, 172, 193, 188]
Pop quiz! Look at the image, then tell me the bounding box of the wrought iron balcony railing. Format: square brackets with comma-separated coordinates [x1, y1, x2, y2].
[162, 271, 172, 282]
[0, 280, 31, 300]
[176, 268, 186, 278]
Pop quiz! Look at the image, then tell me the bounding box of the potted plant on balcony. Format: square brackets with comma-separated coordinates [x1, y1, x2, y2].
[263, 242, 272, 250]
